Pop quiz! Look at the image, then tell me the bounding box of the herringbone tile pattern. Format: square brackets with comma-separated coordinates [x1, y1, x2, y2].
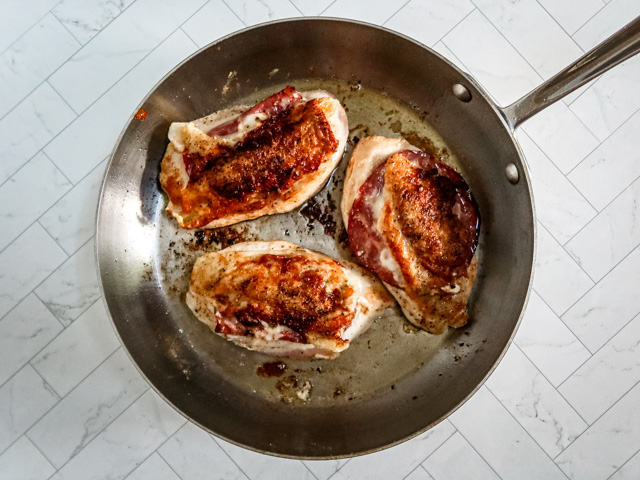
[1, 0, 639, 479]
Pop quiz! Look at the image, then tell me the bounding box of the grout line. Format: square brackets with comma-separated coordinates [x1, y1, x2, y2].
[534, 219, 597, 302]
[21, 435, 58, 477]
[482, 387, 573, 480]
[179, 26, 200, 49]
[565, 100, 606, 141]
[28, 295, 110, 397]
[401, 464, 425, 480]
[0, 75, 66, 128]
[570, 1, 610, 48]
[11, 0, 212, 158]
[0, 233, 98, 375]
[555, 316, 640, 421]
[46, 79, 81, 117]
[605, 445, 640, 480]
[559, 177, 640, 280]
[0, 76, 60, 133]
[560, 77, 598, 108]
[151, 451, 187, 480]
[123, 451, 186, 480]
[287, 0, 305, 17]
[467, 3, 545, 84]
[30, 234, 98, 323]
[24, 370, 66, 469]
[35, 154, 109, 237]
[532, 0, 588, 52]
[565, 103, 640, 177]
[567, 287, 640, 359]
[51, 0, 142, 54]
[221, 0, 249, 27]
[0, 366, 61, 459]
[0, 232, 70, 325]
[436, 429, 506, 480]
[0, 161, 73, 258]
[420, 464, 438, 479]
[567, 169, 640, 220]
[561, 92, 608, 138]
[47, 385, 152, 473]
[302, 461, 321, 480]
[33, 283, 67, 329]
[35, 10, 215, 171]
[561, 312, 640, 384]
[564, 99, 604, 136]
[380, 0, 413, 26]
[553, 378, 640, 461]
[439, 11, 480, 72]
[511, 342, 591, 428]
[326, 457, 352, 479]
[0, 84, 78, 188]
[49, 7, 86, 49]
[387, 4, 478, 56]
[0, 306, 60, 387]
[520, 109, 600, 179]
[0, 2, 63, 57]
[20, 293, 101, 387]
[0, 275, 54, 325]
[552, 312, 640, 394]
[41, 149, 75, 188]
[430, 7, 478, 49]
[518, 112, 599, 225]
[156, 453, 186, 480]
[556, 243, 640, 334]
[409, 426, 458, 475]
[420, 428, 454, 465]
[527, 285, 592, 362]
[209, 435, 255, 480]
[112, 415, 189, 480]
[319, 0, 338, 16]
[0, 17, 81, 124]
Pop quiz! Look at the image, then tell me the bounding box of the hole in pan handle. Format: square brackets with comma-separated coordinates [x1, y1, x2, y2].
[499, 15, 640, 131]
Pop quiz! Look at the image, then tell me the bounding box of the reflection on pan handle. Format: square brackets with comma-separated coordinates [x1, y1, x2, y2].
[500, 15, 640, 130]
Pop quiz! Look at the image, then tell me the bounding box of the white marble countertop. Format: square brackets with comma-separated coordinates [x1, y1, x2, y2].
[1, 0, 639, 479]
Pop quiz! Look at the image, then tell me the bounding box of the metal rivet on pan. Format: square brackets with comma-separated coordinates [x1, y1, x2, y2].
[505, 163, 519, 184]
[452, 84, 472, 102]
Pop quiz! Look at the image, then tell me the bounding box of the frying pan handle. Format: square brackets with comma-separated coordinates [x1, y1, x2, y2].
[499, 15, 640, 130]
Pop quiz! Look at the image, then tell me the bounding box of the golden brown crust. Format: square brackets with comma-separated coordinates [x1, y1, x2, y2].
[384, 153, 477, 280]
[342, 137, 479, 335]
[161, 96, 347, 229]
[196, 253, 353, 343]
[381, 154, 478, 333]
[186, 241, 392, 359]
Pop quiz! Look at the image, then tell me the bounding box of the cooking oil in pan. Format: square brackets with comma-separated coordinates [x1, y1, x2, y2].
[154, 78, 480, 407]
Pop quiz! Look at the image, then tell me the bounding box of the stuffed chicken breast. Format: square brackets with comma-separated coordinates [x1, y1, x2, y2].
[160, 87, 348, 229]
[186, 241, 391, 359]
[342, 136, 480, 334]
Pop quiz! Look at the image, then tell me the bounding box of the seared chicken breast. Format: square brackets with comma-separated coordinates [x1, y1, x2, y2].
[160, 87, 348, 229]
[342, 136, 480, 334]
[186, 241, 391, 359]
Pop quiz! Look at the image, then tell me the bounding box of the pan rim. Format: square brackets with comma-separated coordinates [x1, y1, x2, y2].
[95, 16, 537, 460]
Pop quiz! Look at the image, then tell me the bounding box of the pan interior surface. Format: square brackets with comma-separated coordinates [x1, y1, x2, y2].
[97, 19, 534, 458]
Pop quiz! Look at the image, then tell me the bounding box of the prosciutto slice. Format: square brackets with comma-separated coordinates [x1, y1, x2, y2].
[342, 137, 480, 334]
[207, 86, 303, 137]
[159, 87, 349, 230]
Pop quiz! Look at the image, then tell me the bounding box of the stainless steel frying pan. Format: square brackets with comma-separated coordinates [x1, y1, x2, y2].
[96, 17, 640, 458]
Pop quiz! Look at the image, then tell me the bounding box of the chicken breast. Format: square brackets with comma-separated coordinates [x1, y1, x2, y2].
[160, 87, 348, 229]
[186, 241, 391, 359]
[341, 136, 480, 334]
